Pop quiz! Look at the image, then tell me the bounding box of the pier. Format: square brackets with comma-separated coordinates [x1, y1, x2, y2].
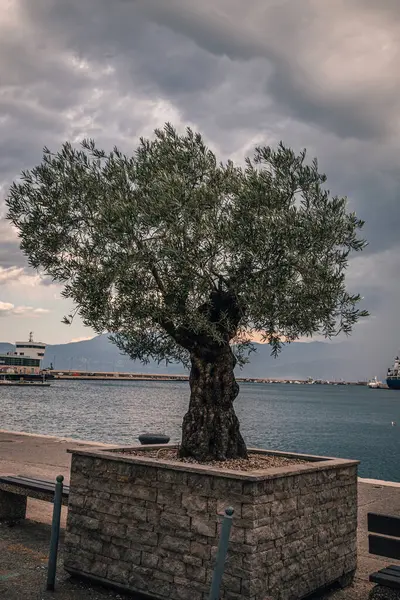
[47, 369, 369, 385]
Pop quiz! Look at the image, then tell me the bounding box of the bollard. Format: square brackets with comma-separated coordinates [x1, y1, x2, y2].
[46, 475, 64, 591]
[138, 433, 170, 445]
[208, 507, 234, 600]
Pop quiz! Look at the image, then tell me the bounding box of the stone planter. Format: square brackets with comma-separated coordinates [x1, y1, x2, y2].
[64, 445, 358, 600]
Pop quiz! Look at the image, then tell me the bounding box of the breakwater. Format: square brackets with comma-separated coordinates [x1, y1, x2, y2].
[48, 369, 368, 385]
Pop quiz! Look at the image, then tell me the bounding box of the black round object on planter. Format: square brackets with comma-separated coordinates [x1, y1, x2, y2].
[138, 433, 170, 445]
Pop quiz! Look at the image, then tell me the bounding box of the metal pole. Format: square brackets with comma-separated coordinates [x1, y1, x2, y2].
[46, 475, 64, 591]
[208, 507, 234, 600]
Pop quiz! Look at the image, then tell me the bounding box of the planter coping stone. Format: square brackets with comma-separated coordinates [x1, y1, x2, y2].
[67, 444, 359, 482]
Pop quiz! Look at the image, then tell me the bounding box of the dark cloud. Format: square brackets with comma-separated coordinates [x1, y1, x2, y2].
[129, 0, 400, 141]
[0, 220, 25, 268]
[265, 67, 389, 141]
[0, 243, 26, 269]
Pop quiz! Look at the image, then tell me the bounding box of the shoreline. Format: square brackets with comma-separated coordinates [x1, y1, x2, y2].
[357, 477, 400, 488]
[1, 429, 399, 487]
[0, 428, 115, 447]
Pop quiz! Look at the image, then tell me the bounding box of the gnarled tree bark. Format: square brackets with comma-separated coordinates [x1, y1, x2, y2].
[180, 344, 247, 461]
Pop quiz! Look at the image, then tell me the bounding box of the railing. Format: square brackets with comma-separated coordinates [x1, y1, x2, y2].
[208, 507, 235, 600]
[47, 475, 64, 591]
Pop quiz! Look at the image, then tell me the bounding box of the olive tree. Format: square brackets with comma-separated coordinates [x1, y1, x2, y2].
[6, 124, 367, 461]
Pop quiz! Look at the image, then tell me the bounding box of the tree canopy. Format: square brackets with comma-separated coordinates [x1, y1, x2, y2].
[6, 123, 368, 367]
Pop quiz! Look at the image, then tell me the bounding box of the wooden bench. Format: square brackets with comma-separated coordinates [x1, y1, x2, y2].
[368, 512, 400, 590]
[0, 475, 69, 521]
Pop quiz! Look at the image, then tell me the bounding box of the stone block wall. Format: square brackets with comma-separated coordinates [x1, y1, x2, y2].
[64, 449, 358, 600]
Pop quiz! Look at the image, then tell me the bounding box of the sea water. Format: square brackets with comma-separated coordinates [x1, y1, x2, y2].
[1, 380, 399, 481]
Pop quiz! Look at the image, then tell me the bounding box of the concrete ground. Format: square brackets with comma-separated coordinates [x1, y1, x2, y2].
[0, 429, 112, 526]
[0, 430, 399, 599]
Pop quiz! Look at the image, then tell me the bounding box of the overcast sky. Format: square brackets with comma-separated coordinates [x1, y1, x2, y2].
[0, 0, 399, 373]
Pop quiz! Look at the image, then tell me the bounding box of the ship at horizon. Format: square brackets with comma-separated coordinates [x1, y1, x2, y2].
[0, 333, 54, 382]
[386, 356, 400, 390]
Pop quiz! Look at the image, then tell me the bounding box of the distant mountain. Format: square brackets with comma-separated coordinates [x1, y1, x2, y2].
[41, 335, 186, 375]
[0, 334, 366, 381]
[237, 342, 354, 381]
[0, 334, 377, 380]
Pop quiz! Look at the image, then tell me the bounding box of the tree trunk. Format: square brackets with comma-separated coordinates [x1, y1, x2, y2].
[180, 345, 248, 461]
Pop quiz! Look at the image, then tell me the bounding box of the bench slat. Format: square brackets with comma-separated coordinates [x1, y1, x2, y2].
[381, 566, 400, 577]
[1, 477, 61, 491]
[1, 477, 55, 490]
[14, 476, 59, 485]
[370, 571, 400, 590]
[369, 534, 400, 560]
[1, 474, 69, 488]
[1, 475, 60, 484]
[368, 513, 400, 537]
[20, 478, 70, 490]
[0, 475, 69, 496]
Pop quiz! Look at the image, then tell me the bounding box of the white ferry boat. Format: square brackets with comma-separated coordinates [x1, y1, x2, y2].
[0, 333, 54, 382]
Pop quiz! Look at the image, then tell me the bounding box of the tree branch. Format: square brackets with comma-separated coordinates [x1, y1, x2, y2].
[135, 238, 166, 295]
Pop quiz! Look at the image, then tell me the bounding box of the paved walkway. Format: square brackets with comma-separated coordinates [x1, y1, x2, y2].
[0, 429, 112, 524]
[0, 429, 111, 482]
[357, 481, 400, 581]
[0, 430, 399, 598]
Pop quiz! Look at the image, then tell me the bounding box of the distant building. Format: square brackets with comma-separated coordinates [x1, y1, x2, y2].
[0, 333, 46, 376]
